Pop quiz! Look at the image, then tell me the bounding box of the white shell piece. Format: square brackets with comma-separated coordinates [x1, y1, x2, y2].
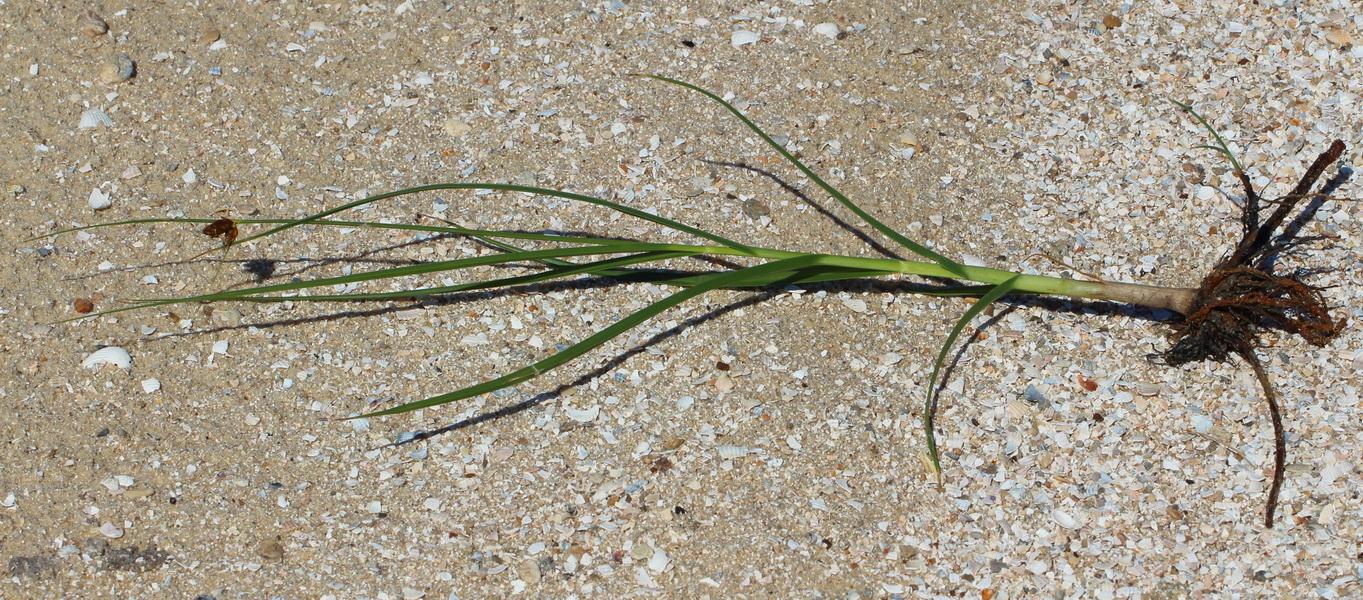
[348, 414, 370, 432]
[98, 523, 124, 538]
[79, 109, 113, 128]
[841, 297, 868, 313]
[647, 548, 671, 573]
[211, 340, 229, 354]
[82, 346, 132, 369]
[564, 406, 599, 423]
[717, 445, 749, 459]
[1052, 509, 1080, 529]
[88, 188, 112, 210]
[731, 30, 759, 48]
[1191, 414, 1213, 434]
[812, 22, 841, 40]
[1135, 382, 1161, 396]
[140, 378, 161, 393]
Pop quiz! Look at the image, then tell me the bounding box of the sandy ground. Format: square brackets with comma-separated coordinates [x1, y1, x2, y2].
[2, 1, 1362, 599]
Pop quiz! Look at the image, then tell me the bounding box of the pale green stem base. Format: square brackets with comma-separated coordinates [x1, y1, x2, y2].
[694, 244, 1198, 315]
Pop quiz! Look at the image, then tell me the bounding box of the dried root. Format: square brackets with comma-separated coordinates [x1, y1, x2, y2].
[1153, 140, 1349, 527]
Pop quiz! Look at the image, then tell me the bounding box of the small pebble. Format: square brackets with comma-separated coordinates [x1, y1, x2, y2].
[99, 53, 135, 85]
[517, 559, 541, 585]
[197, 28, 221, 44]
[741, 198, 769, 219]
[73, 298, 95, 313]
[1325, 28, 1353, 48]
[81, 11, 108, 37]
[444, 118, 471, 137]
[212, 308, 244, 327]
[255, 538, 284, 560]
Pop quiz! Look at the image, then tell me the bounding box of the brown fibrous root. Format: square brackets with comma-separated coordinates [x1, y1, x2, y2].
[1153, 139, 1349, 528]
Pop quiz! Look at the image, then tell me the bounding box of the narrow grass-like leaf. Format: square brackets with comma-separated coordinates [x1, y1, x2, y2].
[1171, 99, 1245, 177]
[228, 183, 757, 253]
[635, 74, 966, 277]
[923, 275, 1021, 482]
[131, 243, 714, 303]
[357, 254, 834, 418]
[161, 252, 696, 303]
[58, 243, 723, 324]
[33, 217, 628, 248]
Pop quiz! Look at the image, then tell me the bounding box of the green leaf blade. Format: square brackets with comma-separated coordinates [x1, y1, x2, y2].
[922, 275, 1022, 482]
[635, 74, 964, 276]
[356, 254, 831, 418]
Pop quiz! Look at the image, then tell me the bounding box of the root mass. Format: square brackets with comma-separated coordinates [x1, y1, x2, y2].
[1154, 139, 1348, 528]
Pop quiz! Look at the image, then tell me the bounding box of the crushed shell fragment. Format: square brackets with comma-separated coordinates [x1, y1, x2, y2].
[564, 406, 599, 423]
[88, 188, 112, 210]
[79, 109, 113, 128]
[83, 347, 132, 369]
[717, 445, 749, 459]
[731, 30, 759, 48]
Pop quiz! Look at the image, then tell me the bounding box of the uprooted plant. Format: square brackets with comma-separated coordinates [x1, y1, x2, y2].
[42, 76, 1349, 528]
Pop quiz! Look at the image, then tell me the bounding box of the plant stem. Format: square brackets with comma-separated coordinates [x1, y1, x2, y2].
[646, 243, 1198, 315]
